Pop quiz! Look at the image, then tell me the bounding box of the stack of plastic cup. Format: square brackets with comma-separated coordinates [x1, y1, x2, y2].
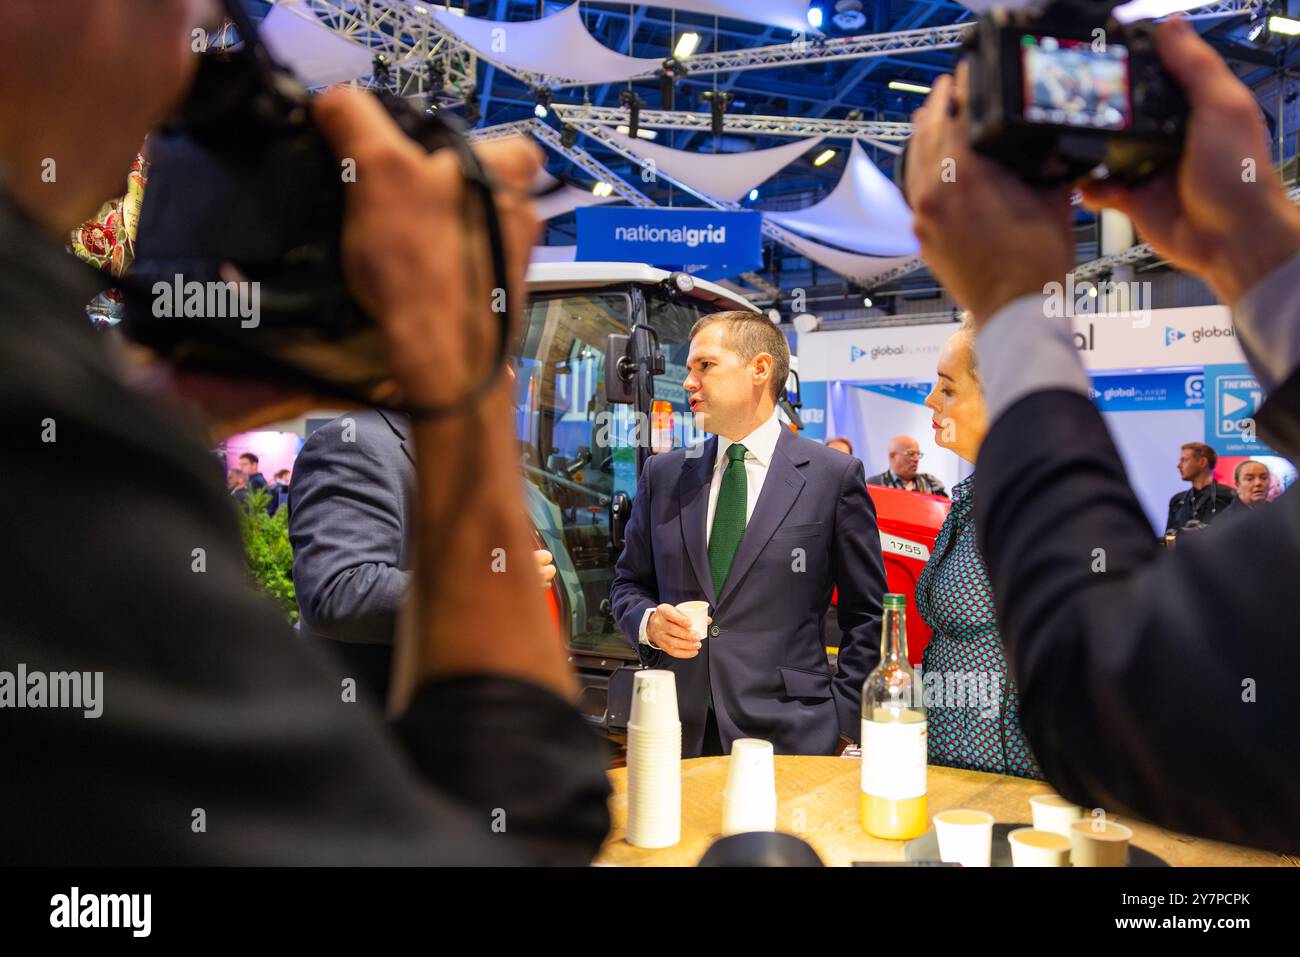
[721, 738, 777, 836]
[626, 669, 682, 848]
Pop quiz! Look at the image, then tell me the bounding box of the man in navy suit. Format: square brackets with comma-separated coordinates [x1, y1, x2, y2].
[611, 310, 888, 758]
[904, 21, 1299, 851]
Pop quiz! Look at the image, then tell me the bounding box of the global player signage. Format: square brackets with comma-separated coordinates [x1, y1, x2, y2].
[576, 207, 763, 271]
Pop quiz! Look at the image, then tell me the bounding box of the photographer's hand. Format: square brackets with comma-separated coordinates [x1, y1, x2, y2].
[1080, 18, 1300, 306]
[313, 90, 576, 714]
[905, 62, 1075, 327]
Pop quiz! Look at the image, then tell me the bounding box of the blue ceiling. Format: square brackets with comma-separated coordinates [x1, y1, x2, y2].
[247, 2, 1300, 307]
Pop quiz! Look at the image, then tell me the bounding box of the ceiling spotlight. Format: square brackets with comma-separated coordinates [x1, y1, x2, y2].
[592, 181, 615, 198]
[888, 80, 932, 95]
[832, 0, 866, 31]
[371, 54, 392, 87]
[793, 313, 820, 334]
[1248, 19, 1267, 43]
[561, 124, 578, 148]
[534, 87, 553, 119]
[426, 59, 446, 111]
[674, 32, 701, 60]
[616, 125, 658, 140]
[845, 108, 864, 122]
[862, 296, 873, 308]
[1270, 15, 1300, 36]
[806, 5, 825, 29]
[660, 56, 688, 110]
[748, 188, 760, 202]
[620, 88, 645, 139]
[701, 90, 734, 138]
[463, 85, 481, 125]
[813, 148, 837, 166]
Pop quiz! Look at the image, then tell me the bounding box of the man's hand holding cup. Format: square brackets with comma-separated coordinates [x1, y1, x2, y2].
[648, 603, 710, 659]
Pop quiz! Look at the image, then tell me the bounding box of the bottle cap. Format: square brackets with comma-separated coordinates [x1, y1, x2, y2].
[883, 593, 906, 610]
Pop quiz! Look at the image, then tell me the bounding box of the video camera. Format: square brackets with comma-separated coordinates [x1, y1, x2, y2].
[898, 0, 1187, 192]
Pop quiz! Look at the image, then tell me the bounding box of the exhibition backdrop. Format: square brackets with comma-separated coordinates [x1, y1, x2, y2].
[797, 306, 1296, 533]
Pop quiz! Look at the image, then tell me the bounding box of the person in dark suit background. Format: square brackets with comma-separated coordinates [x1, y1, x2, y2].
[904, 19, 1299, 851]
[611, 311, 888, 758]
[866, 434, 949, 498]
[271, 468, 292, 515]
[291, 408, 557, 705]
[1165, 441, 1235, 532]
[290, 409, 416, 704]
[238, 451, 268, 494]
[0, 1, 608, 865]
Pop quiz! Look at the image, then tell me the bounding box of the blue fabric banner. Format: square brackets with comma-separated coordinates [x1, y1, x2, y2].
[576, 207, 763, 270]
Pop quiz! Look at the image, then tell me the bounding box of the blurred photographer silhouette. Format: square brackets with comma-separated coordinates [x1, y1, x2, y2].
[904, 17, 1300, 852]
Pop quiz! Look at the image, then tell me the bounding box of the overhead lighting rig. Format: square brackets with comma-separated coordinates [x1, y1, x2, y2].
[619, 89, 646, 138]
[700, 90, 734, 138]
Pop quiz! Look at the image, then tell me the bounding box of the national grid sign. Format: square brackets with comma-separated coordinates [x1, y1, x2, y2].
[576, 207, 763, 271]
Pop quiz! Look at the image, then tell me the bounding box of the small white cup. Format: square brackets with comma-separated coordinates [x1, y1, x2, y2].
[1070, 819, 1133, 867]
[675, 601, 710, 641]
[721, 738, 777, 836]
[933, 809, 995, 867]
[628, 669, 680, 729]
[1030, 793, 1084, 837]
[1008, 827, 1073, 867]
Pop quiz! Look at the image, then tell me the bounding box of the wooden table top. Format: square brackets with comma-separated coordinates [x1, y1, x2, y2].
[595, 755, 1294, 867]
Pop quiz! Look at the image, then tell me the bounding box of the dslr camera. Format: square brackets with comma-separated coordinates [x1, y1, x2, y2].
[966, 0, 1187, 184]
[121, 0, 509, 415]
[900, 0, 1187, 190]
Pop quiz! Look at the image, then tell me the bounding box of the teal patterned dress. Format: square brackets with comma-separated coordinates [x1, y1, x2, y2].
[914, 476, 1043, 779]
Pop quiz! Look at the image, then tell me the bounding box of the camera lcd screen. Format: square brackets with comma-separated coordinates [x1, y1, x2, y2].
[1021, 35, 1131, 131]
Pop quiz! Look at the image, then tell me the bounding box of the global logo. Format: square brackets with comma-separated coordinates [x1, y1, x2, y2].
[850, 344, 905, 362]
[1185, 374, 1204, 404]
[1165, 327, 1186, 346]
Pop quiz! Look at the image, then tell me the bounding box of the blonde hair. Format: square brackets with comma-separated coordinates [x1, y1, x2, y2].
[949, 311, 981, 388]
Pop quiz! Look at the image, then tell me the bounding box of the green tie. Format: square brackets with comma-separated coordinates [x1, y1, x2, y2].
[708, 443, 749, 594]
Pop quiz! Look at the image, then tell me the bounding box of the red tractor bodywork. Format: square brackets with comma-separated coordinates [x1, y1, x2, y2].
[833, 484, 950, 667]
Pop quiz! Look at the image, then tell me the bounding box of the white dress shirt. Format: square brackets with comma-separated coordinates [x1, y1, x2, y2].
[975, 252, 1300, 418]
[640, 409, 784, 645]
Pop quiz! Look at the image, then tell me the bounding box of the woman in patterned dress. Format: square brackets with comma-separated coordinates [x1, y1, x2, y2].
[915, 318, 1043, 779]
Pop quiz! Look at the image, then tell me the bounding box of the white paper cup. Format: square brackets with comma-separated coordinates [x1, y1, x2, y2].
[1008, 827, 1073, 867]
[626, 709, 681, 849]
[933, 809, 995, 867]
[675, 601, 710, 641]
[1030, 793, 1084, 837]
[1070, 819, 1132, 867]
[628, 669, 680, 729]
[721, 739, 777, 836]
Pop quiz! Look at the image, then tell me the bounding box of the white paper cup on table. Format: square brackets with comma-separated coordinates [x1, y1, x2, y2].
[1008, 827, 1073, 867]
[721, 738, 777, 836]
[625, 670, 682, 848]
[1070, 819, 1132, 867]
[628, 669, 680, 730]
[1030, 793, 1084, 837]
[675, 601, 710, 641]
[933, 809, 995, 867]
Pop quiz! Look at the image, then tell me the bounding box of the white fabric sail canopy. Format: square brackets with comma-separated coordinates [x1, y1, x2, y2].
[530, 244, 578, 263]
[602, 127, 823, 203]
[765, 140, 919, 257]
[260, 2, 374, 86]
[431, 4, 661, 84]
[532, 169, 619, 221]
[778, 230, 917, 284]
